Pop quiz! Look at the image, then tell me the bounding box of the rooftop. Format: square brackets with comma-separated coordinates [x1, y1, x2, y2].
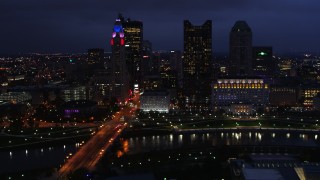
[231, 20, 252, 33]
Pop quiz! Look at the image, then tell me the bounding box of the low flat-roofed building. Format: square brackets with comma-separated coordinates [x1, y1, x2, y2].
[212, 78, 269, 106]
[243, 168, 284, 180]
[228, 154, 317, 180]
[301, 84, 320, 107]
[269, 85, 300, 106]
[212, 78, 269, 113]
[7, 75, 25, 82]
[0, 92, 31, 104]
[300, 165, 320, 180]
[60, 86, 91, 102]
[229, 104, 253, 115]
[140, 90, 170, 113]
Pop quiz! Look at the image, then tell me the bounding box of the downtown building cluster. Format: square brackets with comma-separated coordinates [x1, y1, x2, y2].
[1, 15, 320, 121]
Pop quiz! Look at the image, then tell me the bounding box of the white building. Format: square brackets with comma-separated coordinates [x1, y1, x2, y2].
[140, 90, 170, 113]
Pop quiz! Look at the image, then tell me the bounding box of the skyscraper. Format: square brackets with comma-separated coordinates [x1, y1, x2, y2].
[183, 20, 212, 110]
[110, 18, 130, 102]
[119, 14, 143, 87]
[141, 40, 152, 77]
[229, 21, 252, 76]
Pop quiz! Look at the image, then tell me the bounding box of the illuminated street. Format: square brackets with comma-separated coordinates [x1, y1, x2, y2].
[58, 94, 138, 178]
[59, 104, 134, 179]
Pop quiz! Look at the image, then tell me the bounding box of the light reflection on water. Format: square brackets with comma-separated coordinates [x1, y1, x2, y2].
[178, 134, 183, 144]
[2, 131, 320, 173]
[122, 131, 320, 154]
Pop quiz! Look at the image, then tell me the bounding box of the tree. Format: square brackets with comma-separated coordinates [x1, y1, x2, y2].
[68, 168, 89, 179]
[10, 119, 24, 130]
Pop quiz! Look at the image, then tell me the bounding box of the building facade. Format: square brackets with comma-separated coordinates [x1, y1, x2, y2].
[314, 93, 320, 110]
[183, 20, 212, 110]
[87, 48, 104, 65]
[0, 92, 32, 104]
[109, 18, 130, 102]
[301, 84, 320, 107]
[60, 86, 91, 102]
[252, 46, 275, 77]
[140, 90, 170, 113]
[119, 15, 143, 87]
[212, 78, 269, 112]
[229, 21, 253, 76]
[269, 85, 300, 107]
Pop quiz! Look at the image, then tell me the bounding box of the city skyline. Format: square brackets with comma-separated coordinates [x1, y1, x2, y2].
[1, 0, 320, 54]
[1, 6, 320, 179]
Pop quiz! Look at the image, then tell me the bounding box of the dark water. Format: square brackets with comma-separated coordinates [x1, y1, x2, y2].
[1, 130, 320, 173]
[0, 144, 79, 174]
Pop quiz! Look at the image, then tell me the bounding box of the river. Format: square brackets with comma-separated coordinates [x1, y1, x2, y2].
[1, 130, 320, 174]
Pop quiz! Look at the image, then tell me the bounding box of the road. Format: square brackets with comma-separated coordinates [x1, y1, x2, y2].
[58, 94, 138, 179]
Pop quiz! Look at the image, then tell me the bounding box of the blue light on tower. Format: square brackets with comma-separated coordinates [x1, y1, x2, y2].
[113, 25, 122, 33]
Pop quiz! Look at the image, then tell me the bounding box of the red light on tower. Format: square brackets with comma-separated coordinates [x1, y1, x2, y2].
[110, 39, 114, 46]
[120, 38, 125, 46]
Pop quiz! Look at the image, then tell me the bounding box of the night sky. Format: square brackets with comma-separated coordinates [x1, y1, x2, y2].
[1, 0, 320, 54]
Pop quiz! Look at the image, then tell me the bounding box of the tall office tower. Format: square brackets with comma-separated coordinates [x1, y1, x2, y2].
[87, 48, 104, 64]
[142, 40, 152, 56]
[141, 40, 153, 77]
[183, 20, 212, 110]
[159, 55, 177, 89]
[252, 46, 275, 77]
[169, 50, 182, 88]
[229, 21, 252, 76]
[110, 18, 130, 102]
[119, 14, 143, 88]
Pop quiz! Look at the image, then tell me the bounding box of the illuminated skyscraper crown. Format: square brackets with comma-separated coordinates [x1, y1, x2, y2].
[110, 19, 125, 46]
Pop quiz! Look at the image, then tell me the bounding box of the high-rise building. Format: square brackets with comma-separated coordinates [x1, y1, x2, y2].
[183, 20, 212, 110]
[87, 48, 104, 64]
[169, 50, 182, 87]
[159, 58, 177, 89]
[141, 40, 153, 77]
[91, 19, 130, 105]
[229, 21, 252, 76]
[252, 46, 275, 76]
[119, 14, 143, 87]
[142, 40, 152, 56]
[110, 18, 130, 102]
